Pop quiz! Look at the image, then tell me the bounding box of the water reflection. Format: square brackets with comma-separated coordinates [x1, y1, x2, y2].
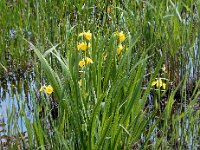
[0, 65, 35, 147]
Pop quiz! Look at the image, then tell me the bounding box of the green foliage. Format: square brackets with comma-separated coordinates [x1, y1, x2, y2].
[0, 0, 199, 149]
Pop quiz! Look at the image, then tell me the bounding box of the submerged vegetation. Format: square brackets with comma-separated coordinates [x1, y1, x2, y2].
[0, 0, 199, 149]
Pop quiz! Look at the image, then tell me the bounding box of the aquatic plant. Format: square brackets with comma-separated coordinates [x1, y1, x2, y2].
[0, 0, 199, 149]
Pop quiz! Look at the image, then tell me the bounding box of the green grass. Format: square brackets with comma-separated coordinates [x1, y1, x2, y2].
[0, 0, 199, 149]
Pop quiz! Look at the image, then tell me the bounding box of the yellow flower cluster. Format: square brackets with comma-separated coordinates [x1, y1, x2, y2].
[78, 30, 93, 68]
[151, 78, 166, 90]
[115, 31, 126, 55]
[77, 31, 92, 51]
[40, 85, 53, 95]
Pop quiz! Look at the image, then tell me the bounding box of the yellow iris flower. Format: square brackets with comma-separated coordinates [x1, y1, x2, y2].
[151, 78, 166, 90]
[40, 85, 53, 95]
[79, 60, 85, 67]
[85, 57, 93, 64]
[79, 57, 93, 67]
[77, 42, 88, 51]
[79, 31, 92, 40]
[45, 85, 53, 95]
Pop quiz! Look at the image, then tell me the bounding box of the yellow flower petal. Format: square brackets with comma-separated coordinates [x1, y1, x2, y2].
[158, 78, 163, 85]
[118, 31, 125, 42]
[39, 85, 46, 92]
[84, 31, 92, 40]
[79, 60, 85, 67]
[151, 81, 157, 86]
[45, 85, 53, 95]
[152, 78, 167, 90]
[85, 57, 93, 64]
[79, 31, 92, 40]
[117, 44, 124, 55]
[77, 42, 88, 51]
[162, 83, 166, 90]
[156, 78, 164, 88]
[156, 79, 163, 88]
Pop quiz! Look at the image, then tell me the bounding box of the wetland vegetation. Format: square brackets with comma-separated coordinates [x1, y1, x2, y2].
[0, 0, 200, 149]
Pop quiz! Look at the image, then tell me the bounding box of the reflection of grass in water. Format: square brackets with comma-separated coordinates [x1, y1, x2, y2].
[0, 0, 199, 149]
[0, 75, 34, 148]
[0, 98, 29, 149]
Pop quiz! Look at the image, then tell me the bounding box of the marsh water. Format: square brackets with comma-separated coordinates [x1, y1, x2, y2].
[0, 61, 35, 144]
